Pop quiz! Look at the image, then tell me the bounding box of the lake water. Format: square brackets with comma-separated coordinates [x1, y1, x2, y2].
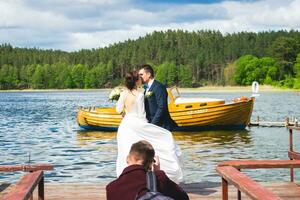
[1, 90, 300, 184]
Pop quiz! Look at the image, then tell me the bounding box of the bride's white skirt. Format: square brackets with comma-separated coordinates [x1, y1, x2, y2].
[116, 115, 183, 183]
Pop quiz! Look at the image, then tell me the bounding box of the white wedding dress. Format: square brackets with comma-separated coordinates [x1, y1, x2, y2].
[116, 90, 183, 183]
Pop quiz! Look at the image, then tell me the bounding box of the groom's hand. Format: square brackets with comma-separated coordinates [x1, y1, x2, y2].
[121, 111, 126, 118]
[152, 155, 160, 171]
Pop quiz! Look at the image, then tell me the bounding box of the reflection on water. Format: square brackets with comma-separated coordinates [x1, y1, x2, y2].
[75, 129, 252, 183]
[1, 91, 300, 184]
[76, 130, 251, 144]
[77, 131, 116, 144]
[173, 130, 251, 144]
[174, 130, 253, 183]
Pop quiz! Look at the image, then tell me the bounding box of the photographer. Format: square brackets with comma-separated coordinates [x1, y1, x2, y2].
[106, 140, 189, 200]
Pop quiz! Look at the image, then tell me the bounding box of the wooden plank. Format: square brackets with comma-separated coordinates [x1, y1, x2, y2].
[18, 182, 300, 200]
[3, 171, 43, 200]
[216, 166, 282, 200]
[287, 126, 300, 131]
[0, 164, 53, 172]
[0, 183, 10, 193]
[39, 184, 105, 200]
[288, 151, 300, 160]
[218, 160, 300, 169]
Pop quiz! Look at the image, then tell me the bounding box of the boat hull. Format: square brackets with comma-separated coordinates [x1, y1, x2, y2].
[78, 124, 246, 132]
[77, 97, 254, 132]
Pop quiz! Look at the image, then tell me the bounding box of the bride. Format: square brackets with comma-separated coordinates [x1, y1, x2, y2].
[115, 70, 183, 183]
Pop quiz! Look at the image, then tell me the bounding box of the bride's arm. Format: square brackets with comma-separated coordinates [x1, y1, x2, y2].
[137, 93, 147, 119]
[116, 91, 125, 114]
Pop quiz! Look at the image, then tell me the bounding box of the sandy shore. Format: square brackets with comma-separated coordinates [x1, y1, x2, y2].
[0, 85, 298, 93]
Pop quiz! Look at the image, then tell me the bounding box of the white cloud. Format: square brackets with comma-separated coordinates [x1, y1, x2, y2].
[67, 25, 154, 51]
[221, 0, 300, 32]
[0, 0, 300, 51]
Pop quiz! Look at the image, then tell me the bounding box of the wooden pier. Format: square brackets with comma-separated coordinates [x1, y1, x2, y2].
[216, 126, 300, 200]
[2, 126, 300, 200]
[249, 117, 298, 127]
[2, 182, 300, 199]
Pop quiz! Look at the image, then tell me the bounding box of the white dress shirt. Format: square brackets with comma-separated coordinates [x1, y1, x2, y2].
[146, 79, 154, 92]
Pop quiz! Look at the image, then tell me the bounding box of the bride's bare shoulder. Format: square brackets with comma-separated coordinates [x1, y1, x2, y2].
[121, 88, 130, 94]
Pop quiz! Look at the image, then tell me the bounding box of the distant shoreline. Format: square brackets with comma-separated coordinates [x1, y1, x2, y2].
[1, 85, 298, 93]
[0, 88, 111, 93]
[179, 85, 299, 93]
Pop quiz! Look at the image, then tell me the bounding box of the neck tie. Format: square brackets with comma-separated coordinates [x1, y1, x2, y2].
[144, 84, 148, 90]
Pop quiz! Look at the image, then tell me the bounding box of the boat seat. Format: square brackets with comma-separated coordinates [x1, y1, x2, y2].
[174, 97, 225, 104]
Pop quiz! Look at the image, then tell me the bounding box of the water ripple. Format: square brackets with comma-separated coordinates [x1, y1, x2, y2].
[0, 91, 299, 184]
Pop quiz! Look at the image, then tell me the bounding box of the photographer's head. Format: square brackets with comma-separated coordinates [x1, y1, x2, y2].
[126, 140, 155, 171]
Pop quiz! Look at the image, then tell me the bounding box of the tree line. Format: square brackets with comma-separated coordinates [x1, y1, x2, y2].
[1, 29, 300, 89]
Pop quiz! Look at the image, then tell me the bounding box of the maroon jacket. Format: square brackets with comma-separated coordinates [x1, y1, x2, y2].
[106, 164, 189, 200]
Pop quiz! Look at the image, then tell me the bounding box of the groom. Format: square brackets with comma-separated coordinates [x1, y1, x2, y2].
[139, 64, 177, 131]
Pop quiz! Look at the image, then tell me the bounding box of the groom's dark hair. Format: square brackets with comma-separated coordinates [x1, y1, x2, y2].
[129, 140, 155, 170]
[140, 64, 154, 78]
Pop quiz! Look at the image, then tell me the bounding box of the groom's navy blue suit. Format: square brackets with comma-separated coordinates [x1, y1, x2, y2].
[144, 80, 177, 131]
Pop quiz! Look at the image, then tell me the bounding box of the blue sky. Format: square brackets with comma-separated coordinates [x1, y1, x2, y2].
[142, 0, 224, 3]
[0, 0, 299, 51]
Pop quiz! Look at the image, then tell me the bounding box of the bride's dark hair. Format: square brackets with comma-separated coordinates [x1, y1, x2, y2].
[125, 70, 139, 90]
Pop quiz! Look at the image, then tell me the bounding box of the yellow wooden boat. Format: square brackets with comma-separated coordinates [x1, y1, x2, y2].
[77, 87, 254, 131]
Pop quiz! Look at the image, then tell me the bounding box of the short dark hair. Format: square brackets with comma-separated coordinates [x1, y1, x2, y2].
[125, 70, 139, 90]
[129, 140, 155, 170]
[140, 64, 154, 78]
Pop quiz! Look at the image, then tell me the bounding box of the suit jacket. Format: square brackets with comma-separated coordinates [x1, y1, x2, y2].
[144, 80, 177, 131]
[106, 164, 189, 200]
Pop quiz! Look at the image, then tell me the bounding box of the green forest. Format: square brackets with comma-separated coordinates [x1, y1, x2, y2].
[1, 29, 300, 90]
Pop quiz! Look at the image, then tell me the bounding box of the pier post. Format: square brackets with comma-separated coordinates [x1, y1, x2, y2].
[237, 169, 241, 200]
[38, 175, 44, 200]
[289, 128, 294, 182]
[221, 178, 228, 200]
[237, 188, 241, 200]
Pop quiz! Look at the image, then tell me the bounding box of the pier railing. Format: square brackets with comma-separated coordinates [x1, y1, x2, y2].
[0, 164, 53, 200]
[216, 125, 300, 200]
[288, 126, 300, 182]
